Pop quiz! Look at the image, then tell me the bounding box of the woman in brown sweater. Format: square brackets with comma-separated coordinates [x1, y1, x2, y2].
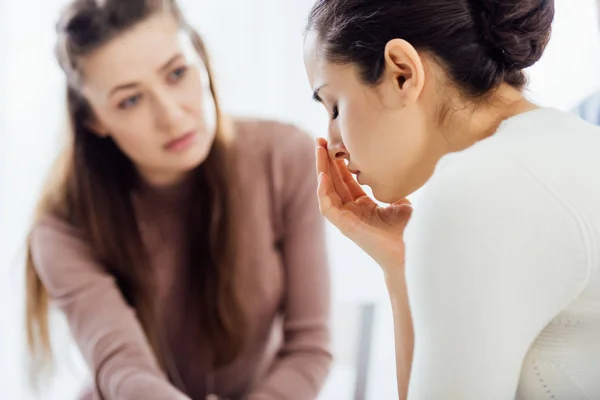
[25, 0, 331, 399]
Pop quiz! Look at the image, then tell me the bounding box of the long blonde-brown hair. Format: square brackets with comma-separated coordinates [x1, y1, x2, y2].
[26, 0, 246, 385]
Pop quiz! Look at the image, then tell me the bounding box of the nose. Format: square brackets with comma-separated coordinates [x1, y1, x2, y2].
[327, 139, 349, 161]
[153, 90, 186, 132]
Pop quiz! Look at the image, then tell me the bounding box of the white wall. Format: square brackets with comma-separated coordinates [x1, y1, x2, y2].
[1, 0, 600, 398]
[0, 1, 71, 398]
[527, 0, 600, 109]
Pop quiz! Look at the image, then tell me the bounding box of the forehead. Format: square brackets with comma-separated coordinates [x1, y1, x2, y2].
[303, 35, 388, 118]
[303, 30, 359, 93]
[303, 30, 329, 88]
[80, 12, 183, 92]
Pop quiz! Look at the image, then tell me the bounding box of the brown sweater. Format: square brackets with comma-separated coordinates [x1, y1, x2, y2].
[31, 120, 332, 400]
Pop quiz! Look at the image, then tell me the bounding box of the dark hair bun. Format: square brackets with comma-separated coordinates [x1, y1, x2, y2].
[471, 0, 554, 70]
[308, 0, 555, 96]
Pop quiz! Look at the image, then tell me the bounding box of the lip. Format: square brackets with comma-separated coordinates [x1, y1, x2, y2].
[356, 171, 362, 184]
[164, 131, 197, 152]
[348, 168, 361, 184]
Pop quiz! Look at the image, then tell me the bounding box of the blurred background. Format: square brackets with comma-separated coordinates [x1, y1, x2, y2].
[1, 0, 600, 398]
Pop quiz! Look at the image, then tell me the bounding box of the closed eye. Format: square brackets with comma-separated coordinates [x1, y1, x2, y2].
[332, 104, 339, 120]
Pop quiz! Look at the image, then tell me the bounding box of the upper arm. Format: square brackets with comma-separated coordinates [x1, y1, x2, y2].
[30, 216, 177, 398]
[239, 123, 331, 398]
[404, 157, 589, 399]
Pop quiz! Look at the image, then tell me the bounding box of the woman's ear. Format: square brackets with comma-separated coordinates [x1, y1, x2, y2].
[86, 118, 110, 138]
[382, 39, 426, 104]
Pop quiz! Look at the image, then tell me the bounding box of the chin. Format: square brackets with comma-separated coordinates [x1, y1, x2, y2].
[181, 144, 212, 170]
[371, 186, 399, 204]
[371, 182, 412, 204]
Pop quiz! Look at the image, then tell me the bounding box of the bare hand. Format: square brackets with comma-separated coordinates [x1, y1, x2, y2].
[315, 138, 412, 272]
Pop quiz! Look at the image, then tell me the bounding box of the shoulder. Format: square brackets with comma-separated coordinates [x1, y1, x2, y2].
[405, 112, 591, 347]
[232, 117, 314, 157]
[419, 108, 596, 206]
[406, 148, 589, 304]
[412, 148, 564, 232]
[30, 213, 84, 253]
[30, 213, 104, 291]
[406, 145, 588, 280]
[230, 117, 316, 191]
[229, 118, 319, 232]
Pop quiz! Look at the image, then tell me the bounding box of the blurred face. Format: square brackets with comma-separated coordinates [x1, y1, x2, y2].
[80, 12, 217, 186]
[303, 32, 449, 203]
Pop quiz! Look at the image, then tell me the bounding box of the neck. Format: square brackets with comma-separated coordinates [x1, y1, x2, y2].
[137, 168, 191, 190]
[135, 168, 195, 208]
[442, 84, 538, 153]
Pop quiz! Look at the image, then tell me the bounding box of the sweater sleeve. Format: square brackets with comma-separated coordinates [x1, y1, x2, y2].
[30, 216, 190, 400]
[403, 154, 589, 400]
[246, 124, 333, 400]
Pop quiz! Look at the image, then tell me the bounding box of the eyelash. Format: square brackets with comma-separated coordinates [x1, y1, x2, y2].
[331, 104, 339, 120]
[117, 66, 189, 110]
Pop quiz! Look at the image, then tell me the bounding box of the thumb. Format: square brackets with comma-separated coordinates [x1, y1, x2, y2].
[385, 202, 413, 225]
[392, 198, 411, 207]
[392, 198, 413, 215]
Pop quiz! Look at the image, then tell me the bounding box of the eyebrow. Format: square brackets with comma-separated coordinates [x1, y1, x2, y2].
[159, 53, 184, 73]
[108, 53, 184, 97]
[312, 84, 328, 103]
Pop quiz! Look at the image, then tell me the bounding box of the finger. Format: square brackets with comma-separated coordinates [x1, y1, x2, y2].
[392, 198, 412, 207]
[388, 198, 413, 223]
[330, 158, 352, 204]
[315, 145, 330, 178]
[334, 159, 367, 199]
[318, 173, 360, 233]
[317, 172, 343, 215]
[316, 137, 353, 203]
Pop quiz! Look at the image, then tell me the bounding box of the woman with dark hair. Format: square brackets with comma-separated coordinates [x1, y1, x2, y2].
[305, 0, 600, 399]
[25, 0, 332, 399]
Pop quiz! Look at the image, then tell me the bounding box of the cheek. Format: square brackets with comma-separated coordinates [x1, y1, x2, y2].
[181, 76, 204, 110]
[180, 77, 217, 153]
[182, 69, 214, 129]
[340, 104, 395, 169]
[339, 102, 373, 156]
[392, 110, 431, 167]
[104, 112, 160, 161]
